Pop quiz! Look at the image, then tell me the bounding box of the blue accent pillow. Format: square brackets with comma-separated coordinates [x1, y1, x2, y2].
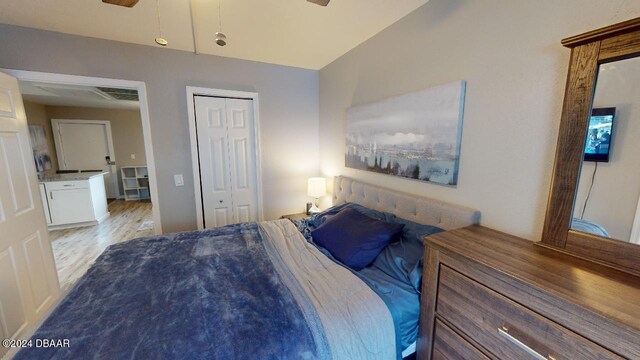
[297, 202, 396, 241]
[311, 207, 405, 270]
[372, 218, 443, 291]
[313, 202, 395, 225]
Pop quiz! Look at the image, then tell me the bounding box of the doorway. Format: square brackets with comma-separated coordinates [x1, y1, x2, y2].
[3, 69, 162, 291]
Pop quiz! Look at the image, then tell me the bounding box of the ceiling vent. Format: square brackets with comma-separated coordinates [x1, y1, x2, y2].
[96, 87, 139, 101]
[34, 84, 113, 100]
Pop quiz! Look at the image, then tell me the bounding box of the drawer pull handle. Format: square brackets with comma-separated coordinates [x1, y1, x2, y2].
[498, 326, 554, 360]
[63, 184, 74, 187]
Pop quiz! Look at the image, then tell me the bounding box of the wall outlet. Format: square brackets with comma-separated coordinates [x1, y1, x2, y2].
[174, 174, 184, 187]
[130, 154, 136, 160]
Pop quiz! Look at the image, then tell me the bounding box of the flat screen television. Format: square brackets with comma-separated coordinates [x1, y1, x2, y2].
[584, 107, 615, 162]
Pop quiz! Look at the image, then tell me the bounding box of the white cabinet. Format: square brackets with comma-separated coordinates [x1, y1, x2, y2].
[40, 175, 110, 230]
[49, 188, 95, 225]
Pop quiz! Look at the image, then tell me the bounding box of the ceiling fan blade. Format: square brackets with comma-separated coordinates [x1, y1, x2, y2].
[307, 0, 330, 6]
[102, 0, 140, 8]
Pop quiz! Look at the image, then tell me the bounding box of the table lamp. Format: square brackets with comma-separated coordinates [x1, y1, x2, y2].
[307, 177, 326, 214]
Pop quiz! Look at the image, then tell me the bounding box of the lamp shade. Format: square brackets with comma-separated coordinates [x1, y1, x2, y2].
[307, 177, 327, 198]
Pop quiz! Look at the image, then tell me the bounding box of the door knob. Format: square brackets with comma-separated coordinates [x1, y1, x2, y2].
[219, 200, 223, 203]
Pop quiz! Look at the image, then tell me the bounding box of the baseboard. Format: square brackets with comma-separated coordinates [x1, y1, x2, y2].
[47, 212, 111, 231]
[47, 220, 97, 231]
[96, 212, 110, 224]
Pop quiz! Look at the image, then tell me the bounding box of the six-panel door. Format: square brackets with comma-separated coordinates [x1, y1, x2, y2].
[194, 95, 258, 228]
[0, 71, 60, 358]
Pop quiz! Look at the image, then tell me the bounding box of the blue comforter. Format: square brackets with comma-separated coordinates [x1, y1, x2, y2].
[15, 222, 326, 359]
[296, 203, 443, 356]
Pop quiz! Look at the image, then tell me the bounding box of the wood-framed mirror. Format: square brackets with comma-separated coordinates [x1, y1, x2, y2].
[541, 17, 640, 276]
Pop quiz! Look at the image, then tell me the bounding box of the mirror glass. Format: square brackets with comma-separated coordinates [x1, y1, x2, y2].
[571, 56, 640, 244]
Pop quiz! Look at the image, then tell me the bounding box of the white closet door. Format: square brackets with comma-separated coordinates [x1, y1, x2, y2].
[0, 72, 60, 358]
[226, 99, 258, 223]
[194, 96, 234, 227]
[194, 96, 259, 228]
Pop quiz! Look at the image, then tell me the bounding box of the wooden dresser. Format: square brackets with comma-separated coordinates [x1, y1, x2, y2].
[417, 225, 640, 360]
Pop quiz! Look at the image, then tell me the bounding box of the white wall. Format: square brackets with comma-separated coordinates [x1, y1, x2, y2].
[23, 101, 58, 175]
[574, 58, 640, 241]
[319, 0, 640, 240]
[0, 24, 319, 233]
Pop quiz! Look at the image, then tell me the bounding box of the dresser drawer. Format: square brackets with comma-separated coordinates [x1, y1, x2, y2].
[436, 266, 622, 360]
[44, 180, 89, 191]
[433, 319, 488, 360]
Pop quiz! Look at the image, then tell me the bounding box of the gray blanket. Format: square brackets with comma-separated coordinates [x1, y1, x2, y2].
[261, 220, 396, 360]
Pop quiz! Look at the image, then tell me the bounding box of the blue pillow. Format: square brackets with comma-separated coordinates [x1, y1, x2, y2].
[311, 207, 405, 270]
[372, 218, 443, 291]
[310, 202, 395, 226]
[298, 203, 396, 241]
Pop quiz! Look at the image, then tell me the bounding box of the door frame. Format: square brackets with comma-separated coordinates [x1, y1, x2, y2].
[630, 197, 640, 245]
[51, 119, 118, 199]
[1, 68, 163, 234]
[186, 86, 264, 229]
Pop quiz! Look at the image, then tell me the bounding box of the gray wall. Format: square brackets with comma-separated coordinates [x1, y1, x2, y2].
[0, 24, 319, 233]
[319, 0, 640, 240]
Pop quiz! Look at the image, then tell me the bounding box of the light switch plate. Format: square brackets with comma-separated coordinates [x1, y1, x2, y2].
[130, 154, 136, 160]
[174, 174, 184, 187]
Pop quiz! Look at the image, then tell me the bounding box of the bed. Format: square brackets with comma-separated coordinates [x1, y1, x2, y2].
[15, 176, 480, 360]
[571, 217, 610, 237]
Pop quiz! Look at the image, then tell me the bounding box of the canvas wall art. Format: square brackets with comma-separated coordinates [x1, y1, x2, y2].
[345, 80, 466, 186]
[28, 125, 52, 172]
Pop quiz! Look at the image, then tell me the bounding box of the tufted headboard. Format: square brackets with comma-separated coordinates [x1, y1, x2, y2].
[333, 176, 480, 230]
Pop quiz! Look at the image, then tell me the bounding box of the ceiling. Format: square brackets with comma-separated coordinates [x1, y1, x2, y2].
[19, 81, 140, 110]
[0, 0, 430, 70]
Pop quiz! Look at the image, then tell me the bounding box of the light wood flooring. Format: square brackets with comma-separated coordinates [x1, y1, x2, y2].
[50, 200, 154, 291]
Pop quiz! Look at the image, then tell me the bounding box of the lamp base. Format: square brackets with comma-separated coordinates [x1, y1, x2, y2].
[308, 204, 321, 214]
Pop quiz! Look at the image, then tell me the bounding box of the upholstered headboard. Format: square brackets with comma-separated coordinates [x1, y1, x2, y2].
[333, 176, 480, 230]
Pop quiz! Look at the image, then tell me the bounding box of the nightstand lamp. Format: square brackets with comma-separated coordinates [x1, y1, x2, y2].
[307, 177, 326, 214]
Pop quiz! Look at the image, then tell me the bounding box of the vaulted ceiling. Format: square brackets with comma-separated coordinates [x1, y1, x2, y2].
[0, 0, 430, 70]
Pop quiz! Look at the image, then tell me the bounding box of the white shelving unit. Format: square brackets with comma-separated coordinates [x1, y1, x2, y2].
[121, 166, 150, 201]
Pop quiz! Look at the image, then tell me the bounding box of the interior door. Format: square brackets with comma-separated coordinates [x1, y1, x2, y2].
[38, 184, 51, 225]
[195, 96, 234, 228]
[52, 120, 117, 199]
[194, 96, 258, 228]
[226, 98, 258, 223]
[0, 72, 60, 357]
